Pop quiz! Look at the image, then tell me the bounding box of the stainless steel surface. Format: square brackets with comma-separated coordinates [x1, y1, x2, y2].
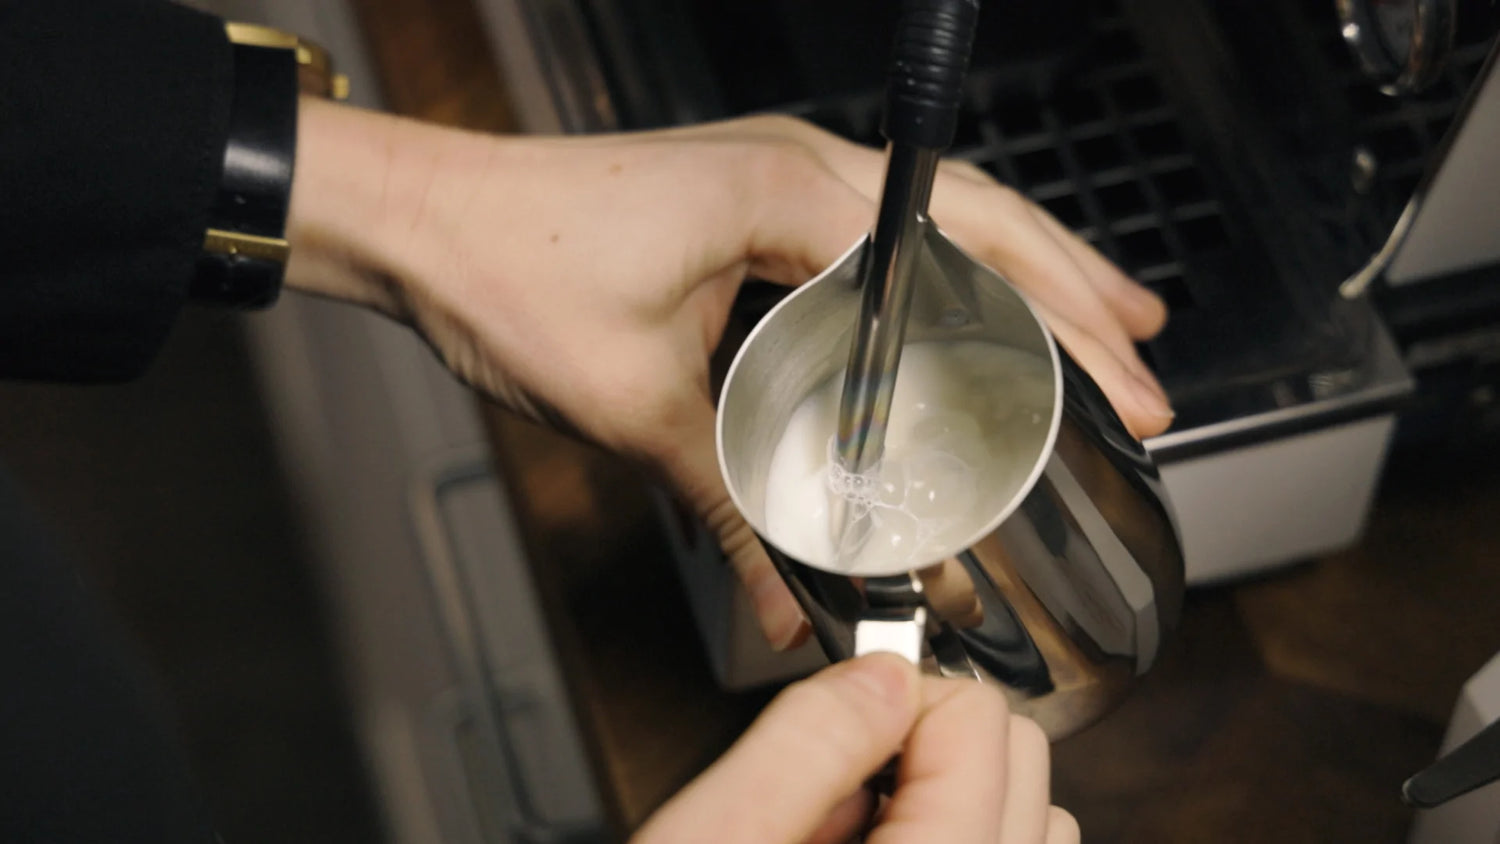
[852, 617, 928, 663]
[724, 229, 1064, 579]
[835, 146, 940, 477]
[1382, 37, 1500, 285]
[717, 225, 1185, 739]
[853, 574, 930, 666]
[1141, 330, 1410, 462]
[1340, 33, 1500, 296]
[1341, 196, 1424, 298]
[1337, 0, 1456, 95]
[833, 144, 940, 560]
[853, 572, 980, 676]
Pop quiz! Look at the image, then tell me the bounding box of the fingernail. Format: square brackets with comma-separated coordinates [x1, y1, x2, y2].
[771, 616, 811, 652]
[1128, 361, 1168, 401]
[1133, 373, 1175, 420]
[1130, 280, 1166, 310]
[1122, 284, 1169, 335]
[752, 575, 810, 652]
[842, 653, 917, 707]
[960, 596, 985, 629]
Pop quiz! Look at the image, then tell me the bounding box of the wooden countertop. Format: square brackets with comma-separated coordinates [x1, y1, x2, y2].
[479, 413, 776, 834]
[347, 2, 1500, 839]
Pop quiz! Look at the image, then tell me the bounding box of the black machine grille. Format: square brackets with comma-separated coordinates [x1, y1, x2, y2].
[782, 4, 1224, 319]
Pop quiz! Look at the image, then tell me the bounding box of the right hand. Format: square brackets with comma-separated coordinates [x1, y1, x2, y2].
[633, 654, 1080, 844]
[287, 102, 1171, 652]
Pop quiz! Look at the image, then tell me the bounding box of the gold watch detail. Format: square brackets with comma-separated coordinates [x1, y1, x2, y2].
[202, 23, 348, 277]
[224, 22, 350, 101]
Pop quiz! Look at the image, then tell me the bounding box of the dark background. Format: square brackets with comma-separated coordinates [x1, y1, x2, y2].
[0, 310, 383, 843]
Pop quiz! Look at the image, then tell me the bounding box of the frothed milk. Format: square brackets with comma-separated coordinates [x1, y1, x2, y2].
[762, 341, 1054, 575]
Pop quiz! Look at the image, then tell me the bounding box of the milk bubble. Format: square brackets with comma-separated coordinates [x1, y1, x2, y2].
[903, 449, 978, 521]
[761, 341, 1055, 575]
[873, 455, 908, 508]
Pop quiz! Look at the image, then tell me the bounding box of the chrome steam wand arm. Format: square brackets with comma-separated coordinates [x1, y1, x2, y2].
[835, 0, 982, 479]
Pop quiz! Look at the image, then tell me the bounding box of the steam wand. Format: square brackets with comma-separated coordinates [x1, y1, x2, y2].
[833, 0, 982, 555]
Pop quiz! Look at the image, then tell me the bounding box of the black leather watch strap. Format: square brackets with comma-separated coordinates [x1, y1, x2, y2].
[190, 40, 299, 309]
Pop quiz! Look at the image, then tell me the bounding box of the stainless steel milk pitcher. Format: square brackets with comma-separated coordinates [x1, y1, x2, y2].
[717, 223, 1185, 739]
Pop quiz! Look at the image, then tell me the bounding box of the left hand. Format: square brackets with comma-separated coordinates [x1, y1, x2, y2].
[634, 653, 1079, 844]
[284, 99, 1173, 650]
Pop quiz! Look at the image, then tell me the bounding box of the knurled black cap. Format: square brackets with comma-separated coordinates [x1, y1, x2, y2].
[881, 0, 981, 150]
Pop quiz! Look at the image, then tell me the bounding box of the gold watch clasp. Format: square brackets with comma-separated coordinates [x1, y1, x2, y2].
[203, 228, 291, 264]
[224, 22, 349, 100]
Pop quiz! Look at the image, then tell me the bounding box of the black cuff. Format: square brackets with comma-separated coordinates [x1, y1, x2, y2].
[190, 40, 300, 310]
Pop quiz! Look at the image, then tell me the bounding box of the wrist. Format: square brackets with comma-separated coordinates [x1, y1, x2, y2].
[196, 23, 349, 309]
[283, 97, 451, 319]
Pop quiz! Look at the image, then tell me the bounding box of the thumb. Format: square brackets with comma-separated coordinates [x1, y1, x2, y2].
[634, 654, 920, 844]
[656, 398, 809, 651]
[743, 147, 873, 286]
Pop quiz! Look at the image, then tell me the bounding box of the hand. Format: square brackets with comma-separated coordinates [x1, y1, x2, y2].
[682, 116, 1172, 429]
[284, 100, 1172, 649]
[634, 653, 1079, 844]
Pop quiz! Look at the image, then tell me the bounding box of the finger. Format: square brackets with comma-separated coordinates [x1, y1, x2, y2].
[781, 130, 1164, 360]
[712, 497, 813, 651]
[938, 157, 995, 187]
[997, 715, 1052, 844]
[931, 151, 1168, 344]
[727, 127, 1172, 437]
[1044, 806, 1082, 844]
[933, 184, 1149, 385]
[1028, 299, 1173, 439]
[805, 787, 876, 844]
[816, 141, 1170, 408]
[868, 677, 1011, 844]
[654, 397, 810, 650]
[743, 143, 875, 286]
[635, 654, 920, 844]
[639, 119, 872, 285]
[1024, 202, 1167, 341]
[715, 116, 1167, 402]
[689, 113, 884, 195]
[916, 558, 983, 629]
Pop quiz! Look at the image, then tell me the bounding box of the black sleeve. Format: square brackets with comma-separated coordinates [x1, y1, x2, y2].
[0, 0, 233, 382]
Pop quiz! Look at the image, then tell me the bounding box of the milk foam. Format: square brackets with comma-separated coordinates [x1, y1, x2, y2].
[762, 341, 1054, 575]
